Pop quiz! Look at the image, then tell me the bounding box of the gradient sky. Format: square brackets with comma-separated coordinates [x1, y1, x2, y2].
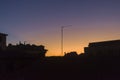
[0, 0, 120, 56]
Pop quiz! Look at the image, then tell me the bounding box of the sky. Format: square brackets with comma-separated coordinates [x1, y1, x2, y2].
[0, 0, 120, 56]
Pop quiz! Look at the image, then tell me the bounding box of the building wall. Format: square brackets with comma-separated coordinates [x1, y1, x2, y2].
[0, 34, 7, 50]
[84, 40, 120, 56]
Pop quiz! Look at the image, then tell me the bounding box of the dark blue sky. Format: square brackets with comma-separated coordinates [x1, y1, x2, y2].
[1, 0, 120, 56]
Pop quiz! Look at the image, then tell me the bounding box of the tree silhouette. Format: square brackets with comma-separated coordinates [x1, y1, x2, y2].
[64, 51, 78, 57]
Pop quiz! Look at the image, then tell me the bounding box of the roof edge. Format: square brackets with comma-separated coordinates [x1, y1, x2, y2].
[0, 33, 8, 36]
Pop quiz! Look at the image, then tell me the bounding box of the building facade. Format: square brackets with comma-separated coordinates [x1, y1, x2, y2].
[84, 40, 120, 56]
[0, 33, 8, 50]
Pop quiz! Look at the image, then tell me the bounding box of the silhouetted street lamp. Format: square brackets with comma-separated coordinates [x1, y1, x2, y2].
[61, 25, 72, 56]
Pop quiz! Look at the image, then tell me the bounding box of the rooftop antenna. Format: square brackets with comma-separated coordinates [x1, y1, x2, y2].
[61, 25, 72, 56]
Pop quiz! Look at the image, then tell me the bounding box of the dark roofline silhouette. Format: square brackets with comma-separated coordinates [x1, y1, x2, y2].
[89, 39, 120, 47]
[89, 39, 120, 44]
[0, 33, 8, 36]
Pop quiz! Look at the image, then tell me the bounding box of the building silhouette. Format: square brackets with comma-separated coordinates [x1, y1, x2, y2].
[84, 40, 120, 56]
[0, 32, 47, 58]
[7, 43, 47, 58]
[0, 33, 8, 51]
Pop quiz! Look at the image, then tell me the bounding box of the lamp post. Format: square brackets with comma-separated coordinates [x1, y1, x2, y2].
[61, 25, 72, 56]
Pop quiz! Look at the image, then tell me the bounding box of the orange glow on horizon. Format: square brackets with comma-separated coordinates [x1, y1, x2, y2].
[7, 23, 120, 56]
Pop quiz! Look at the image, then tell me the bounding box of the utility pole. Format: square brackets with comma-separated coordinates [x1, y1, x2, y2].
[61, 25, 72, 56]
[61, 26, 64, 56]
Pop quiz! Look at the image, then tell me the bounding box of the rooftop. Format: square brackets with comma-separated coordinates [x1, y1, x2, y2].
[89, 40, 120, 47]
[0, 33, 8, 36]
